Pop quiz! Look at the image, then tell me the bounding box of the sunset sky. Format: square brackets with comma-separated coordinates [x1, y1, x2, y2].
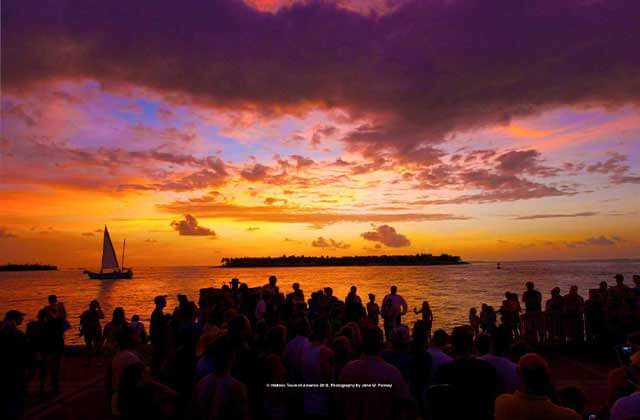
[1, 0, 639, 266]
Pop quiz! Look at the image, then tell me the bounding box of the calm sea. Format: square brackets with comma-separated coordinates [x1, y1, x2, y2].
[1, 260, 638, 345]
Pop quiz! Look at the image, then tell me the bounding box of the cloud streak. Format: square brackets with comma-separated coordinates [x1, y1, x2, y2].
[0, 227, 18, 239]
[311, 237, 350, 249]
[159, 199, 470, 226]
[514, 212, 597, 220]
[566, 235, 624, 247]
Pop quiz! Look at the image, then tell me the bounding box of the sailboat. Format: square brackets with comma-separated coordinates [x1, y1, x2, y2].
[84, 226, 133, 279]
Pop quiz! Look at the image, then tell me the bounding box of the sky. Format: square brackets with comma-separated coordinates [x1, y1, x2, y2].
[1, 0, 639, 266]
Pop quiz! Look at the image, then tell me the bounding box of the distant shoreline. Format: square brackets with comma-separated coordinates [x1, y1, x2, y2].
[217, 254, 467, 268]
[0, 264, 58, 272]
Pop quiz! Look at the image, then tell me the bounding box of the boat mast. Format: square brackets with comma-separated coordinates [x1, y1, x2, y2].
[121, 239, 126, 271]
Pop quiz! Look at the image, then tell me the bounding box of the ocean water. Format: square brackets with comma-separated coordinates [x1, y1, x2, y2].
[1, 260, 638, 345]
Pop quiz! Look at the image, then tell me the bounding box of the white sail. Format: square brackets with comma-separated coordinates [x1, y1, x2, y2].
[101, 226, 120, 271]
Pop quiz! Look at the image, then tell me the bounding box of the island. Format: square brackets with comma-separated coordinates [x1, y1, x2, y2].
[218, 254, 466, 268]
[0, 264, 58, 272]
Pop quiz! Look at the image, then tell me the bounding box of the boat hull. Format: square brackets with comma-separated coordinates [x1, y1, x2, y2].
[84, 269, 133, 280]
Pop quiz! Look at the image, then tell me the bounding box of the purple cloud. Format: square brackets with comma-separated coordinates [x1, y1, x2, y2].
[361, 224, 410, 247]
[3, 0, 639, 158]
[170, 214, 216, 237]
[514, 212, 597, 220]
[240, 163, 271, 182]
[587, 152, 640, 184]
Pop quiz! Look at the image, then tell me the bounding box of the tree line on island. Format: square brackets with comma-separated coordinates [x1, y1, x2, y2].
[219, 253, 466, 267]
[0, 264, 58, 272]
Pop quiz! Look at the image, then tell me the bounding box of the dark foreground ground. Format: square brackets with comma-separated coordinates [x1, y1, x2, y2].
[23, 345, 615, 420]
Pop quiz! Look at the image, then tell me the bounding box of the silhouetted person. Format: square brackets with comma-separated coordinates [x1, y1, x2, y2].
[546, 287, 565, 344]
[283, 317, 310, 418]
[27, 309, 63, 396]
[44, 294, 66, 392]
[479, 327, 519, 394]
[607, 332, 640, 407]
[469, 307, 480, 337]
[563, 286, 584, 345]
[173, 294, 198, 325]
[610, 351, 640, 420]
[46, 294, 67, 325]
[522, 282, 544, 344]
[381, 295, 398, 342]
[284, 317, 311, 383]
[228, 315, 260, 418]
[500, 292, 521, 339]
[188, 334, 249, 420]
[260, 325, 288, 420]
[585, 288, 606, 345]
[130, 314, 147, 347]
[366, 293, 380, 326]
[495, 353, 580, 420]
[301, 318, 334, 419]
[284, 282, 305, 320]
[0, 310, 31, 420]
[436, 326, 498, 420]
[103, 307, 129, 356]
[382, 325, 413, 386]
[80, 299, 104, 358]
[409, 320, 433, 417]
[345, 285, 364, 322]
[480, 304, 497, 335]
[117, 361, 177, 420]
[110, 327, 143, 417]
[332, 335, 352, 381]
[414, 301, 433, 340]
[263, 275, 279, 295]
[345, 285, 362, 305]
[338, 327, 413, 420]
[383, 285, 408, 326]
[428, 329, 452, 384]
[150, 295, 170, 376]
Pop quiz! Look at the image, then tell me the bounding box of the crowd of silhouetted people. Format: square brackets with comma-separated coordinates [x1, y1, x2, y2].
[1, 273, 640, 419]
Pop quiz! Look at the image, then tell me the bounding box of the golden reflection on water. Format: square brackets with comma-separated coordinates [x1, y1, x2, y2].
[1, 261, 638, 345]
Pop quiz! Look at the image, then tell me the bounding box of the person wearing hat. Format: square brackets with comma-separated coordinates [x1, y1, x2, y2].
[150, 295, 170, 375]
[612, 274, 631, 301]
[0, 310, 31, 419]
[495, 353, 580, 420]
[610, 351, 640, 420]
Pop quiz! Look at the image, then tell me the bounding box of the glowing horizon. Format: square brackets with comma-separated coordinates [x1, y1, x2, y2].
[1, 0, 639, 266]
